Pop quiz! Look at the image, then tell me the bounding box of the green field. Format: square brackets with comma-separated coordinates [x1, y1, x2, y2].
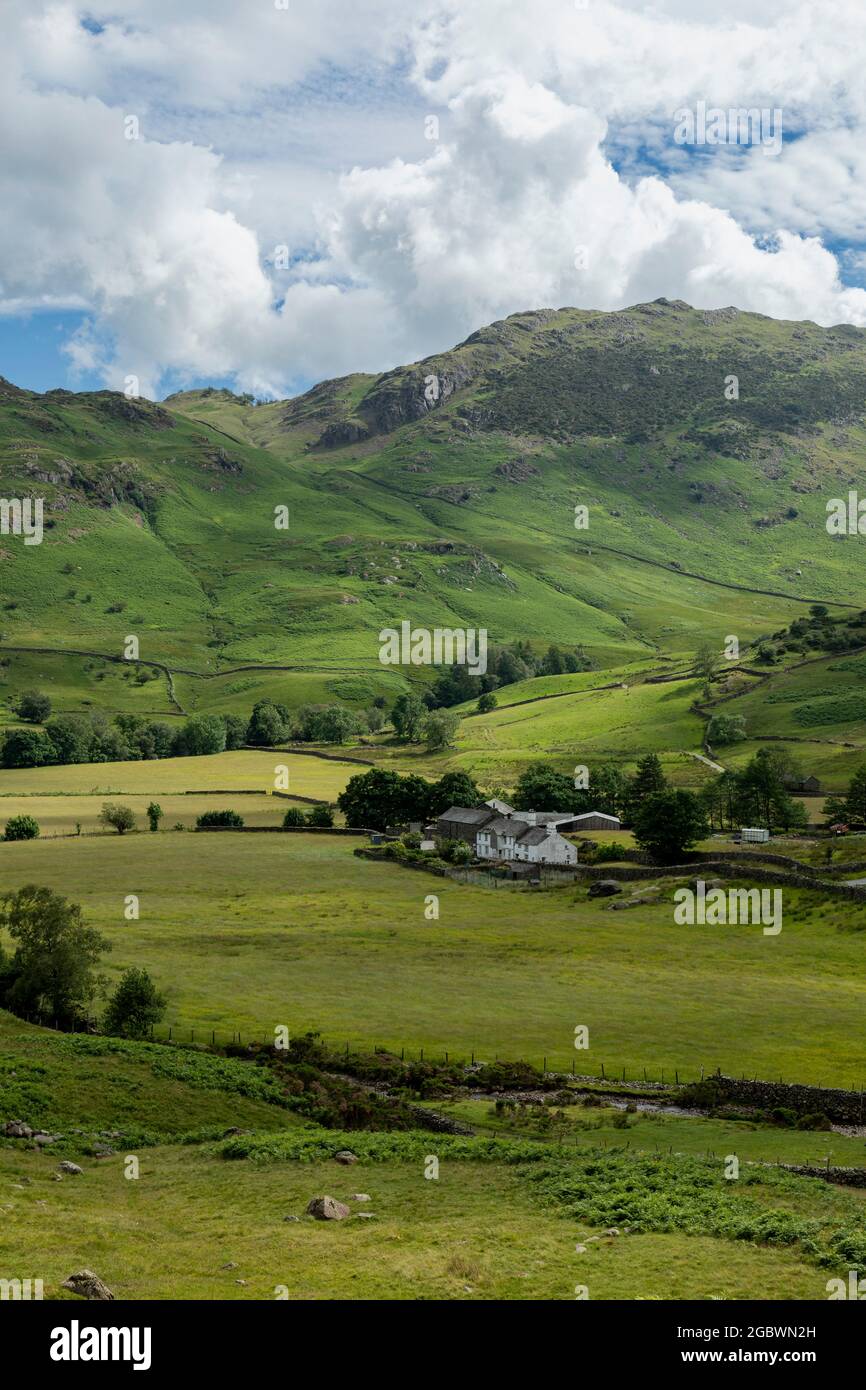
[0, 1142, 836, 1301]
[3, 832, 866, 1086]
[0, 749, 353, 799]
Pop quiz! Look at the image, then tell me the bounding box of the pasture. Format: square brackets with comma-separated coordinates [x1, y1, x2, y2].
[3, 832, 866, 1087]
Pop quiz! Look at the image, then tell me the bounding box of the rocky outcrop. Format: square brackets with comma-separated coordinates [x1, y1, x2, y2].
[306, 1196, 351, 1220]
[62, 1270, 115, 1301]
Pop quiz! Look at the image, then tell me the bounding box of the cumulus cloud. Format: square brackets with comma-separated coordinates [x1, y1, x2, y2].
[2, 0, 866, 396]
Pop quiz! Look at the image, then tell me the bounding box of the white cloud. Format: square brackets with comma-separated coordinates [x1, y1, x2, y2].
[2, 0, 866, 396]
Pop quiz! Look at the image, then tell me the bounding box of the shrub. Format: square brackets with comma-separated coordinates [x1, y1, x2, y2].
[146, 802, 163, 833]
[282, 808, 306, 828]
[99, 803, 136, 835]
[13, 688, 51, 722]
[306, 804, 335, 828]
[196, 810, 244, 829]
[4, 815, 40, 842]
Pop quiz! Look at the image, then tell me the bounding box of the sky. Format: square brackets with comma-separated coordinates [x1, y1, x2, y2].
[2, 0, 866, 400]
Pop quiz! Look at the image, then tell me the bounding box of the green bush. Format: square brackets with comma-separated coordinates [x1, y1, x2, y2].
[196, 810, 244, 829]
[4, 815, 40, 841]
[281, 808, 306, 828]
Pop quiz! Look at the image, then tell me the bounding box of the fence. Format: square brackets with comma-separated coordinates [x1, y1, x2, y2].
[140, 1024, 866, 1097]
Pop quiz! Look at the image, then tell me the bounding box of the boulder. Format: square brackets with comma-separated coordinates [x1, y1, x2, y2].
[3, 1121, 33, 1139]
[333, 1150, 358, 1166]
[58, 1160, 83, 1175]
[687, 877, 723, 893]
[62, 1270, 115, 1301]
[306, 1196, 351, 1221]
[588, 879, 623, 898]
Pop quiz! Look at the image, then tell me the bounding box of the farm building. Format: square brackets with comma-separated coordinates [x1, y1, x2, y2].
[783, 774, 822, 794]
[436, 805, 496, 844]
[557, 810, 622, 832]
[437, 804, 578, 865]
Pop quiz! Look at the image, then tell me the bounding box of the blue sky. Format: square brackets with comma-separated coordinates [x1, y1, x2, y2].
[2, 0, 865, 400]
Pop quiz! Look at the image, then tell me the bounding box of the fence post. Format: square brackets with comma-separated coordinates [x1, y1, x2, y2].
[168, 1026, 172, 1041]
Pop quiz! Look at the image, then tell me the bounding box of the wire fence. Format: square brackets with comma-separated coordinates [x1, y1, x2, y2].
[139, 1023, 866, 1094]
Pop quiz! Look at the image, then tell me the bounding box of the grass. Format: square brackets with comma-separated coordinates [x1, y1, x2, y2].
[0, 749, 352, 799]
[4, 833, 866, 1087]
[0, 793, 307, 837]
[0, 1141, 839, 1301]
[429, 1099, 866, 1169]
[0, 1011, 300, 1140]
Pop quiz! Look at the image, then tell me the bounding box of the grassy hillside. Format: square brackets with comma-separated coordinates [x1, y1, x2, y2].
[2, 300, 865, 730]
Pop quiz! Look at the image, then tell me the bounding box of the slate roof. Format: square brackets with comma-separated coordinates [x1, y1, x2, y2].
[515, 826, 556, 845]
[438, 805, 493, 825]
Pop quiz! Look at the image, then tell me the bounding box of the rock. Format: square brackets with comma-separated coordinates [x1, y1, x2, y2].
[349, 1194, 371, 1202]
[58, 1161, 83, 1175]
[283, 1215, 300, 1223]
[333, 1151, 358, 1166]
[306, 1196, 351, 1221]
[687, 877, 723, 893]
[220, 1262, 238, 1270]
[574, 1244, 588, 1253]
[62, 1270, 114, 1301]
[3, 1121, 33, 1139]
[32, 1132, 60, 1145]
[588, 879, 623, 898]
[603, 1227, 620, 1237]
[235, 1279, 247, 1286]
[355, 1212, 377, 1219]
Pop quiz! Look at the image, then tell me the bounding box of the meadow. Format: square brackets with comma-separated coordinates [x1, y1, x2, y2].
[0, 1142, 833, 1301]
[3, 831, 866, 1086]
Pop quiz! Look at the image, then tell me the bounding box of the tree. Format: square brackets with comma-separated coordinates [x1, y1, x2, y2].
[633, 790, 708, 863]
[824, 765, 866, 828]
[4, 815, 39, 841]
[623, 753, 667, 822]
[146, 802, 163, 833]
[295, 704, 362, 743]
[282, 808, 306, 827]
[103, 967, 166, 1040]
[706, 713, 747, 746]
[223, 714, 247, 750]
[391, 692, 426, 741]
[427, 771, 481, 817]
[477, 692, 497, 714]
[0, 885, 109, 1028]
[306, 804, 335, 827]
[46, 714, 95, 764]
[338, 768, 430, 831]
[100, 803, 137, 835]
[735, 749, 800, 832]
[246, 700, 289, 747]
[1, 727, 55, 768]
[180, 714, 227, 757]
[196, 810, 244, 828]
[423, 709, 460, 750]
[512, 763, 575, 812]
[366, 706, 385, 732]
[13, 689, 51, 723]
[693, 641, 720, 699]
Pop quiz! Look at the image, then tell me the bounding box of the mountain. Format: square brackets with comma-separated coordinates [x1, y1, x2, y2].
[1, 300, 864, 723]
